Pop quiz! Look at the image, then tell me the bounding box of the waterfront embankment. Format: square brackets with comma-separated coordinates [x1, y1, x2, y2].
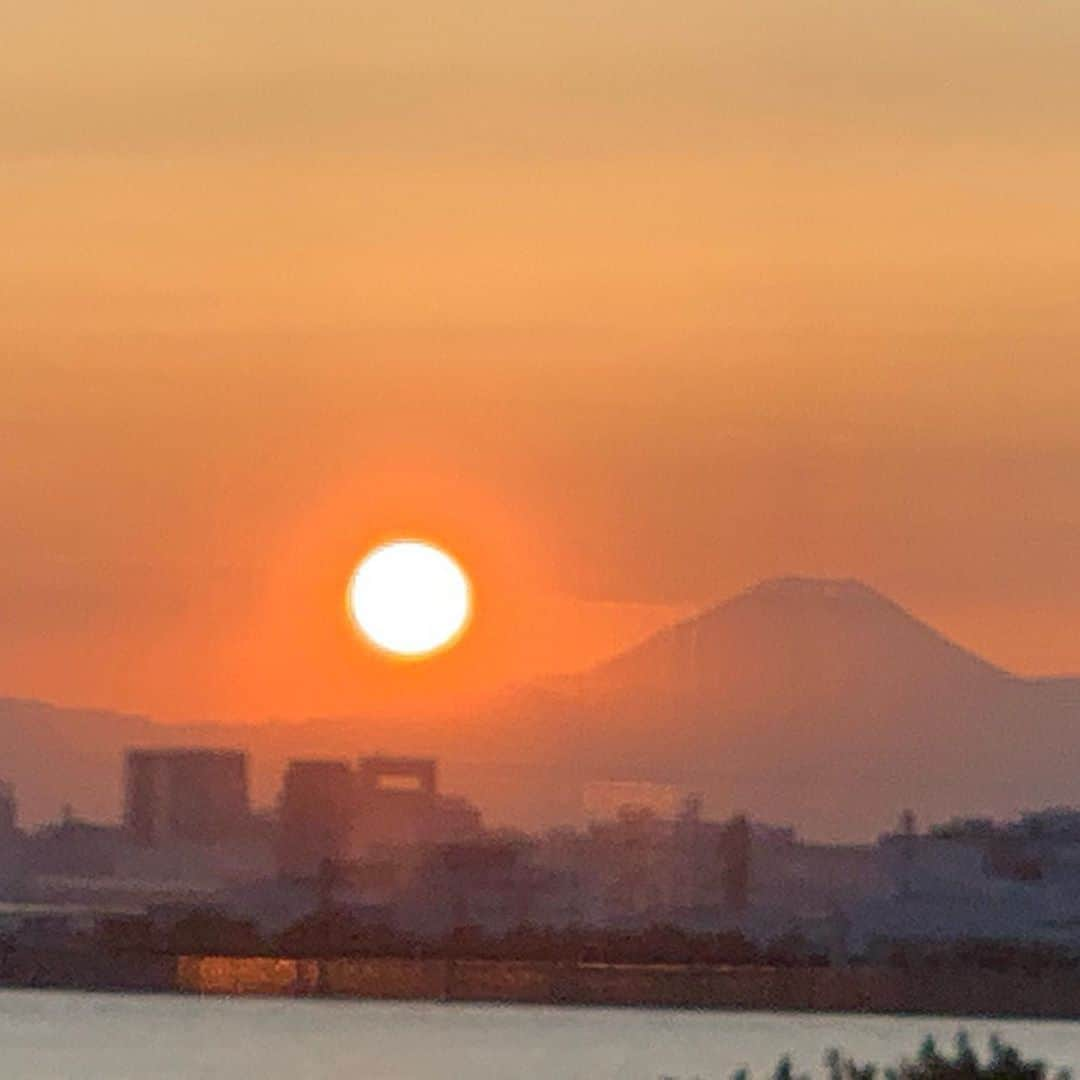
[3, 950, 1080, 1019]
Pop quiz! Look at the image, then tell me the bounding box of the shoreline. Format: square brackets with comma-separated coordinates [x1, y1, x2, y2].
[2, 951, 1080, 1021]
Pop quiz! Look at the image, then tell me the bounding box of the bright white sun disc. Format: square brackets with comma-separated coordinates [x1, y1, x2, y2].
[348, 541, 472, 657]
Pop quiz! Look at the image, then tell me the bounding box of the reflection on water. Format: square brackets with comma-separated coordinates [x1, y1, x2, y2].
[0, 990, 1077, 1079]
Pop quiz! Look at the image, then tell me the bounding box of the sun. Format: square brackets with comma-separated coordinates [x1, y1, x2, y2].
[347, 540, 472, 658]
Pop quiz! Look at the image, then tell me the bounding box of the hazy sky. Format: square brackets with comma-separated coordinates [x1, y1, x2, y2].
[4, 0, 1080, 721]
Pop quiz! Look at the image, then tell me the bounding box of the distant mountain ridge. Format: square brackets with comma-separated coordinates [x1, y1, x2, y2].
[2, 578, 1078, 841]
[531, 577, 1078, 837]
[557, 576, 1011, 699]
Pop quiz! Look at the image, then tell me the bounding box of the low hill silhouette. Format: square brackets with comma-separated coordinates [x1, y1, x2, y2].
[3, 578, 1078, 840]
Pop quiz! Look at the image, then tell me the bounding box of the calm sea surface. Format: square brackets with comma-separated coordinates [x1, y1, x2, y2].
[1, 990, 1078, 1079]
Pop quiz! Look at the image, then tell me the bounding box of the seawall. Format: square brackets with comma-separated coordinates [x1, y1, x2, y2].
[174, 957, 1080, 1019]
[3, 952, 1080, 1019]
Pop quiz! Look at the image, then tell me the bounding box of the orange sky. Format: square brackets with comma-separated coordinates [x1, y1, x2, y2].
[4, 1, 1080, 721]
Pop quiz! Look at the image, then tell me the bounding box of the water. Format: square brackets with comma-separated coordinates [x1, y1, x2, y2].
[1, 990, 1078, 1079]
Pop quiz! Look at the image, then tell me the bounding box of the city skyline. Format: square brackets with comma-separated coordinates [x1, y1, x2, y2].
[2, 575, 1078, 843]
[6, 730, 1080, 972]
[7, 0, 1080, 1062]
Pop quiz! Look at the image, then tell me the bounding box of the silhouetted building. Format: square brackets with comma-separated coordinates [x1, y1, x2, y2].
[270, 754, 483, 881]
[28, 818, 123, 878]
[0, 781, 16, 840]
[124, 749, 250, 848]
[722, 815, 751, 914]
[407, 839, 550, 932]
[0, 781, 20, 877]
[582, 806, 678, 922]
[354, 756, 438, 851]
[433, 794, 485, 844]
[277, 759, 355, 878]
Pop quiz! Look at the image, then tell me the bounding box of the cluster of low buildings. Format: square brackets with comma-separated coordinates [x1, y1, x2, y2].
[4, 750, 1080, 962]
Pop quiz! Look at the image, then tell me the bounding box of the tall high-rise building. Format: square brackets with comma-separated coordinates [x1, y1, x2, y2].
[124, 748, 250, 847]
[354, 756, 438, 851]
[0, 780, 16, 840]
[277, 759, 355, 878]
[721, 814, 751, 914]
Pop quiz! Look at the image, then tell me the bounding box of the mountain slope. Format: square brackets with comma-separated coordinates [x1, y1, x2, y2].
[526, 578, 1079, 837]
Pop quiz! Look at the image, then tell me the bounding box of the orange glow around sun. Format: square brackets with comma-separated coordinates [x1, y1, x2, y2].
[348, 540, 472, 658]
[199, 463, 668, 724]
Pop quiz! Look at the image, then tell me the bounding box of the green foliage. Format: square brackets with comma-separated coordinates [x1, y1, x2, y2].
[771, 1055, 811, 1080]
[824, 1046, 877, 1080]
[733, 1034, 1071, 1080]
